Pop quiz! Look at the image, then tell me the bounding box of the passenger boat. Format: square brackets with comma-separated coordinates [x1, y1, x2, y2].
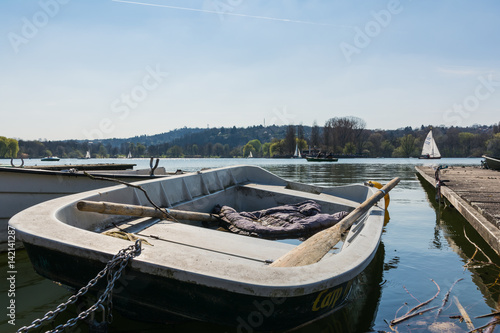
[306, 156, 339, 162]
[10, 165, 390, 331]
[0, 162, 170, 250]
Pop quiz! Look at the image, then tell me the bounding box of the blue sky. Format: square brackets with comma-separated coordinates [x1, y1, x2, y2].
[1, 0, 499, 140]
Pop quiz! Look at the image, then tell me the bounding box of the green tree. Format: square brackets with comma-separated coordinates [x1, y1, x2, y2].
[487, 133, 500, 157]
[212, 143, 224, 157]
[393, 134, 417, 157]
[262, 142, 271, 157]
[191, 144, 199, 156]
[247, 139, 262, 156]
[136, 143, 146, 157]
[167, 145, 183, 157]
[0, 137, 8, 157]
[343, 142, 357, 155]
[459, 132, 475, 157]
[381, 140, 395, 157]
[270, 140, 285, 157]
[243, 143, 256, 157]
[97, 145, 108, 158]
[6, 138, 19, 158]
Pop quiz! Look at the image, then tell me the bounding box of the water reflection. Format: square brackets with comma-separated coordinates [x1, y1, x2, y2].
[418, 173, 500, 322]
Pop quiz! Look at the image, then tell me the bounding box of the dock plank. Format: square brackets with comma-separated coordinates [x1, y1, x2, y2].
[415, 165, 500, 255]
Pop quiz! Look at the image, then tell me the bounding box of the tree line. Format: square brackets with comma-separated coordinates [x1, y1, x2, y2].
[2, 119, 500, 159]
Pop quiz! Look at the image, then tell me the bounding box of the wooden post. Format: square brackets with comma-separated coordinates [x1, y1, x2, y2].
[76, 200, 220, 223]
[270, 177, 400, 267]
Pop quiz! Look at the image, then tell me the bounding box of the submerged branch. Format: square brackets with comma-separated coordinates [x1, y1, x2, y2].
[390, 306, 438, 326]
[436, 278, 463, 319]
[454, 296, 474, 331]
[390, 279, 440, 326]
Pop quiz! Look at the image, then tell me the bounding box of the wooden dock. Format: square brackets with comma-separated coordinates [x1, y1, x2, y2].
[415, 165, 500, 255]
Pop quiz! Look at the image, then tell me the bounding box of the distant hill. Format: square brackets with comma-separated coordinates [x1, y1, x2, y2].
[98, 127, 206, 146]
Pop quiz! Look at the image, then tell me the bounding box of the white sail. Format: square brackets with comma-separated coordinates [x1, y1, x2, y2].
[127, 151, 132, 159]
[85, 151, 91, 159]
[294, 144, 301, 158]
[248, 151, 253, 158]
[421, 130, 441, 158]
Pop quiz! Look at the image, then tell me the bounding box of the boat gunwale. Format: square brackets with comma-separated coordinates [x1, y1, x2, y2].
[0, 165, 168, 179]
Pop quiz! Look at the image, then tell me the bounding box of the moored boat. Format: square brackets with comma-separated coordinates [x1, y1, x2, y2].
[306, 157, 339, 162]
[0, 163, 171, 251]
[483, 155, 500, 171]
[41, 156, 60, 161]
[10, 165, 392, 331]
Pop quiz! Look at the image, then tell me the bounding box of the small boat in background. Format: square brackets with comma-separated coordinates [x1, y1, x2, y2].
[10, 165, 390, 331]
[419, 130, 441, 159]
[483, 155, 500, 170]
[307, 153, 338, 162]
[41, 156, 60, 161]
[292, 144, 302, 158]
[306, 157, 339, 162]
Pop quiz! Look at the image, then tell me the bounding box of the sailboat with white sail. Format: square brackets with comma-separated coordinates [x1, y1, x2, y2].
[292, 144, 302, 158]
[419, 130, 441, 159]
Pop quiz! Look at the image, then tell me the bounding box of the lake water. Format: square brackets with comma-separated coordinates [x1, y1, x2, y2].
[2, 157, 500, 332]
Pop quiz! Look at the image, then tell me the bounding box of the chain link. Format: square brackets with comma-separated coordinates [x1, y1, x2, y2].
[17, 240, 142, 333]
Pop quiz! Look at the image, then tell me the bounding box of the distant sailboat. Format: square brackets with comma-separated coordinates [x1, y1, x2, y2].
[419, 130, 441, 159]
[247, 151, 253, 158]
[127, 151, 132, 159]
[293, 144, 302, 158]
[85, 151, 91, 159]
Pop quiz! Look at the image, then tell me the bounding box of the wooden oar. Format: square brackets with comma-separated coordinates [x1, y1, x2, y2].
[270, 177, 400, 267]
[76, 200, 220, 223]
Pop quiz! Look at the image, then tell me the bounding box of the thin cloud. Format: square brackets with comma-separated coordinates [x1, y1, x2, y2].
[437, 66, 498, 77]
[111, 0, 352, 28]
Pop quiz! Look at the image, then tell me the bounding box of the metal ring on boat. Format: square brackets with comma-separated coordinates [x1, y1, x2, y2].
[10, 158, 24, 167]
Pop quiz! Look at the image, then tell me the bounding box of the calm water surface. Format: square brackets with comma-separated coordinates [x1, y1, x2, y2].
[2, 157, 500, 332]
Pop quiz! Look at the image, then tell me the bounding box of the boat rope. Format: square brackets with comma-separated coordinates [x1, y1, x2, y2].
[17, 240, 142, 333]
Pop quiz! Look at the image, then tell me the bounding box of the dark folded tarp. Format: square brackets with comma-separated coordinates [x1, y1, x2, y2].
[215, 200, 348, 239]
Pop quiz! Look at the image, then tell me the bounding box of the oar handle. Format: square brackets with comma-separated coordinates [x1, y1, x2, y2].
[76, 200, 220, 223]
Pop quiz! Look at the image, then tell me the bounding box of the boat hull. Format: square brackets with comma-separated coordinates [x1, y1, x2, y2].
[418, 155, 441, 159]
[24, 242, 356, 331]
[306, 158, 339, 162]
